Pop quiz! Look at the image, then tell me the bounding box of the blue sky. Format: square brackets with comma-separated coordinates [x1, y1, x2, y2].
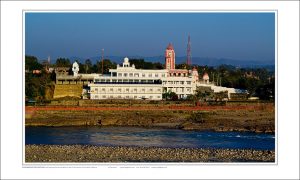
[25, 12, 275, 62]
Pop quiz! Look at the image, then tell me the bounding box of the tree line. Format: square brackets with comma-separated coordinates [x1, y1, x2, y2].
[25, 55, 275, 101]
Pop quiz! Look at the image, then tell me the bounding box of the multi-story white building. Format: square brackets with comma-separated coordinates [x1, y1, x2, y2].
[88, 43, 244, 100]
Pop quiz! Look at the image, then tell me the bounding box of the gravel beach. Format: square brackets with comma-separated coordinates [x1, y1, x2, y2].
[25, 145, 275, 162]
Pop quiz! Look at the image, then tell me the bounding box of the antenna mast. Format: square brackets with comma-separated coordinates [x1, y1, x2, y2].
[186, 34, 192, 67]
[101, 48, 104, 75]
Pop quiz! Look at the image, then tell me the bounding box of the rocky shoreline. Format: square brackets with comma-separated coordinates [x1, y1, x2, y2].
[25, 106, 275, 134]
[25, 145, 275, 163]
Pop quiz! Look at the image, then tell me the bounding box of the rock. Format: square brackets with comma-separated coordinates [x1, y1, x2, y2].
[25, 145, 275, 163]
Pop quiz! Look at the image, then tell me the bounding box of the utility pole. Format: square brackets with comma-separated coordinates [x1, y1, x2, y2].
[101, 48, 104, 75]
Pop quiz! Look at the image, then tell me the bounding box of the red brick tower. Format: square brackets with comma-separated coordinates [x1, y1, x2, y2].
[165, 43, 175, 70]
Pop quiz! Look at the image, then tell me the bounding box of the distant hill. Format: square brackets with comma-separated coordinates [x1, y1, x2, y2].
[68, 55, 274, 69]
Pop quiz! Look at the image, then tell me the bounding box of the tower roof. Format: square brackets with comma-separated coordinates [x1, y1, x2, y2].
[166, 43, 174, 50]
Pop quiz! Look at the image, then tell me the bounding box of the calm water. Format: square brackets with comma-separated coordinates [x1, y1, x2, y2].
[25, 126, 275, 150]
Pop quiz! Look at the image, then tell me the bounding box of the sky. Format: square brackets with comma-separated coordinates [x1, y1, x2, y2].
[25, 12, 275, 63]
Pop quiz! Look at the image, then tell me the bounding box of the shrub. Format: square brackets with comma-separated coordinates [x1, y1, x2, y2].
[188, 112, 206, 123]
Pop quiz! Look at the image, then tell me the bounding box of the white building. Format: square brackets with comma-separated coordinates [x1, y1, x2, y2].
[88, 43, 244, 100]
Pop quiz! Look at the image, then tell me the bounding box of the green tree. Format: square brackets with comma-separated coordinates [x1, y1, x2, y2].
[55, 58, 71, 67]
[256, 77, 275, 100]
[153, 62, 164, 69]
[91, 64, 98, 73]
[170, 92, 178, 101]
[25, 55, 43, 71]
[175, 63, 188, 69]
[78, 62, 85, 73]
[162, 91, 178, 101]
[25, 68, 54, 101]
[195, 86, 214, 102]
[245, 78, 261, 97]
[97, 59, 117, 74]
[84, 59, 93, 73]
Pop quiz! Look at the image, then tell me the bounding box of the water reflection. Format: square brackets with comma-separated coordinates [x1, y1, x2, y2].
[25, 126, 275, 150]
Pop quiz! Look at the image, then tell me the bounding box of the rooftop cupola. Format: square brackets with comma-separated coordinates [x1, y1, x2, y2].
[122, 57, 130, 67]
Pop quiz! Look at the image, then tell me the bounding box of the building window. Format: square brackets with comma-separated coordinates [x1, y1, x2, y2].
[118, 88, 122, 92]
[110, 95, 113, 98]
[134, 73, 139, 77]
[95, 88, 98, 92]
[118, 73, 122, 77]
[142, 89, 145, 92]
[155, 74, 158, 77]
[142, 73, 145, 77]
[126, 96, 129, 99]
[118, 95, 121, 98]
[126, 88, 129, 92]
[124, 73, 128, 77]
[95, 95, 99, 99]
[129, 73, 133, 77]
[187, 81, 191, 85]
[157, 89, 161, 92]
[102, 88, 105, 92]
[149, 89, 153, 92]
[134, 88, 137, 92]
[157, 96, 160, 98]
[149, 74, 152, 77]
[110, 88, 113, 92]
[181, 81, 184, 84]
[162, 74, 165, 77]
[102, 95, 106, 98]
[150, 96, 153, 99]
[134, 96, 137, 99]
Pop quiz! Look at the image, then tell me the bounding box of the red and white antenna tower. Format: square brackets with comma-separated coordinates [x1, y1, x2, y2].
[186, 35, 192, 67]
[101, 48, 104, 75]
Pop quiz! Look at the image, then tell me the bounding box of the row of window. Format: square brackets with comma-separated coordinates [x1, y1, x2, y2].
[92, 87, 162, 93]
[166, 88, 191, 92]
[117, 73, 166, 78]
[162, 81, 192, 85]
[169, 73, 188, 77]
[95, 79, 161, 83]
[93, 95, 161, 99]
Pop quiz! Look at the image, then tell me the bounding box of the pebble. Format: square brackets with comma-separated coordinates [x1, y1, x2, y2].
[25, 145, 275, 163]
